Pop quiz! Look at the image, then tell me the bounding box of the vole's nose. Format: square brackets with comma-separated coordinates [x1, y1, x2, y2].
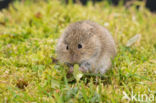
[71, 55, 78, 63]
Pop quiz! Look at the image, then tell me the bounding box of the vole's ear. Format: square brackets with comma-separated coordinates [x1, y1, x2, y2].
[56, 34, 64, 48]
[82, 22, 93, 30]
[81, 22, 94, 36]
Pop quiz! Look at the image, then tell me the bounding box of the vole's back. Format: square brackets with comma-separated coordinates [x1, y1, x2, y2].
[83, 21, 116, 58]
[57, 20, 116, 74]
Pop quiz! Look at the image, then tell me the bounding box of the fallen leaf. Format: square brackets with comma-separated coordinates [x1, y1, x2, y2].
[73, 64, 83, 82]
[0, 21, 6, 26]
[35, 12, 42, 19]
[16, 79, 28, 89]
[126, 34, 141, 47]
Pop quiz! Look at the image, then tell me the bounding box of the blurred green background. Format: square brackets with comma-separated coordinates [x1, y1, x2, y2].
[0, 0, 156, 102]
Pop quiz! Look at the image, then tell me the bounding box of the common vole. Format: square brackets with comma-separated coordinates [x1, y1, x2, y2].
[56, 20, 116, 74]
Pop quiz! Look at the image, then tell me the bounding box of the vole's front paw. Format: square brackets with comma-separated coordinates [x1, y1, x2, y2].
[67, 66, 74, 74]
[79, 62, 91, 73]
[79, 67, 88, 73]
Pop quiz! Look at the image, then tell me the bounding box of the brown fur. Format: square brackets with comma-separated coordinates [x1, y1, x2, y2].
[56, 20, 116, 74]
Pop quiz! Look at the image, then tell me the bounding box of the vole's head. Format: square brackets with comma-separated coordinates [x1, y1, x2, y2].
[56, 21, 101, 64]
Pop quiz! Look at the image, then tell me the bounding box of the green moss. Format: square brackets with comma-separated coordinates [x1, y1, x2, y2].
[0, 0, 156, 102]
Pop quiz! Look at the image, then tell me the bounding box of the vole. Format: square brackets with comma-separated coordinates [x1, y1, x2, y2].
[56, 20, 116, 74]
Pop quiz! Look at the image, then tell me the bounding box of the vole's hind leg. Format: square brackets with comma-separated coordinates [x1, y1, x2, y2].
[96, 55, 112, 74]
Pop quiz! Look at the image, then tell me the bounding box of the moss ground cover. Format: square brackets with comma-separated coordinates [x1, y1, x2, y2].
[0, 0, 156, 102]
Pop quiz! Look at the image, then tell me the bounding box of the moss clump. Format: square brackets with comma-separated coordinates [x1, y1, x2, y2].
[0, 0, 156, 102]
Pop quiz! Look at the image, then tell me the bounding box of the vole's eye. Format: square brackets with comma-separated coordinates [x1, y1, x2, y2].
[66, 45, 69, 50]
[78, 44, 82, 49]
